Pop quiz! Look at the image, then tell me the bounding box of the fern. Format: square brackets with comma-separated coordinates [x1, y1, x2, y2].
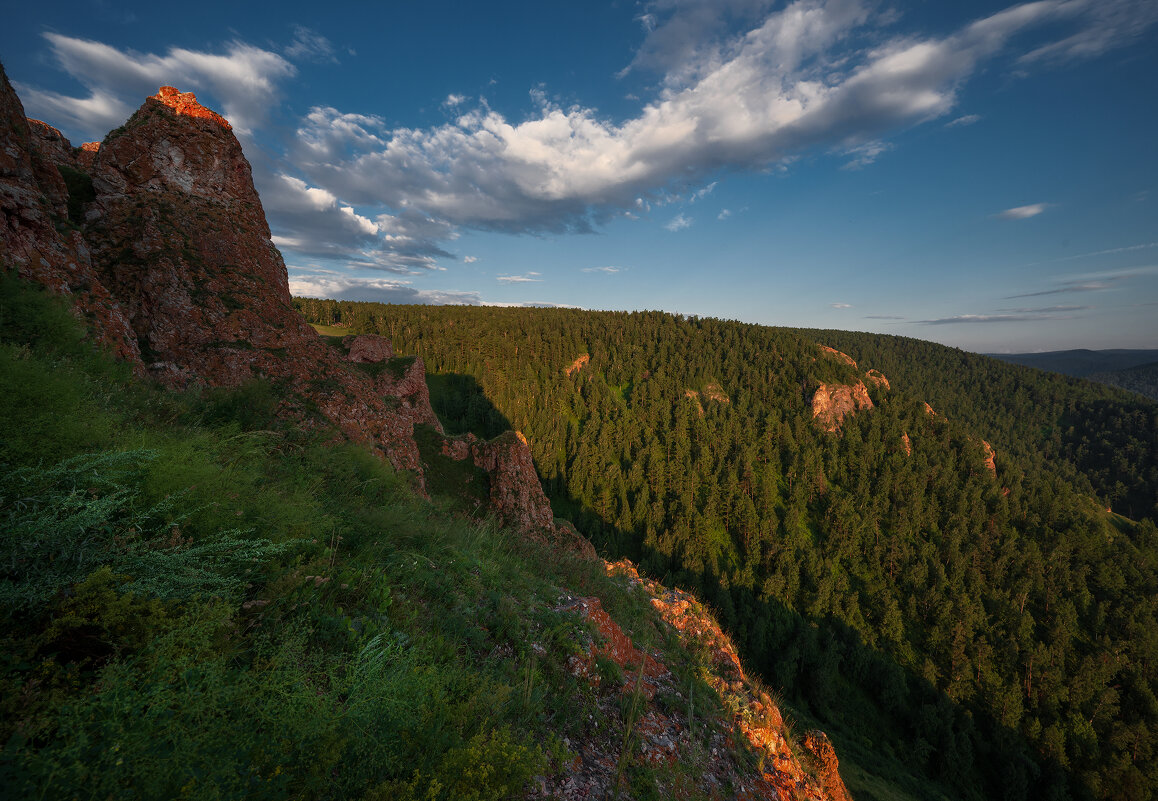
[0, 449, 294, 610]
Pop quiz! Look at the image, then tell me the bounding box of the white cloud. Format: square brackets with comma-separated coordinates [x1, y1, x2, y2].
[830, 302, 852, 309]
[945, 113, 982, 127]
[665, 213, 693, 231]
[444, 93, 468, 107]
[291, 0, 1116, 238]
[690, 182, 717, 202]
[717, 208, 732, 220]
[497, 272, 543, 283]
[582, 265, 625, 273]
[289, 272, 482, 305]
[998, 202, 1049, 219]
[463, 255, 479, 263]
[841, 140, 891, 170]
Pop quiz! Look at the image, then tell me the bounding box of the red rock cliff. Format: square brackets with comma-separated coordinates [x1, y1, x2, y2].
[0, 67, 142, 369]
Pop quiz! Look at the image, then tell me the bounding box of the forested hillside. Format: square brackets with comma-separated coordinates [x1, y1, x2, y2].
[295, 297, 1158, 801]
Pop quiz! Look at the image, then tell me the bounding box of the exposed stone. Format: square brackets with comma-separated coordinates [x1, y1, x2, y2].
[811, 381, 873, 432]
[803, 731, 854, 801]
[77, 142, 100, 170]
[865, 368, 890, 390]
[902, 432, 912, 456]
[818, 344, 857, 368]
[0, 66, 142, 371]
[981, 439, 997, 478]
[702, 382, 730, 403]
[564, 353, 589, 377]
[343, 334, 394, 363]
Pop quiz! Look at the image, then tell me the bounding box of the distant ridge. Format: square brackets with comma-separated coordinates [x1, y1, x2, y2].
[987, 348, 1158, 378]
[987, 349, 1158, 401]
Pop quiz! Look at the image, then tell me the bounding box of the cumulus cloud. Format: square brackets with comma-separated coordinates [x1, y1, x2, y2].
[287, 0, 1127, 240]
[463, 255, 479, 263]
[261, 173, 455, 272]
[20, 33, 296, 139]
[289, 272, 483, 305]
[497, 272, 543, 283]
[998, 202, 1050, 219]
[665, 214, 693, 231]
[717, 208, 732, 220]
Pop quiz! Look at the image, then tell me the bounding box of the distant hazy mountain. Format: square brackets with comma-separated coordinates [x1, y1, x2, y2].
[987, 349, 1158, 400]
[987, 348, 1158, 378]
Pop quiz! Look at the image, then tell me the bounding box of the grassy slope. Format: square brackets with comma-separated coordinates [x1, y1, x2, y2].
[0, 273, 789, 800]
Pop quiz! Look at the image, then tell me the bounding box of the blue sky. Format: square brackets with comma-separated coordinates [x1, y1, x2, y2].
[3, 0, 1156, 352]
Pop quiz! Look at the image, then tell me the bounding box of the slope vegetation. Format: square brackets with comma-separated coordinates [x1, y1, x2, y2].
[294, 299, 1158, 801]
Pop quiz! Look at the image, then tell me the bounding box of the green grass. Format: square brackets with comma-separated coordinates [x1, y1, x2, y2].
[310, 322, 350, 337]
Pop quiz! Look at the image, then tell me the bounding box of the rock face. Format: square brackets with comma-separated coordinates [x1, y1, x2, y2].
[0, 68, 142, 370]
[811, 381, 873, 432]
[981, 439, 997, 478]
[865, 368, 890, 390]
[564, 353, 589, 377]
[537, 560, 853, 801]
[2, 76, 571, 547]
[818, 344, 857, 368]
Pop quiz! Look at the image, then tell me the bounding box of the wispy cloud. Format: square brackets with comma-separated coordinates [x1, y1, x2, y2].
[463, 255, 478, 263]
[945, 113, 981, 127]
[582, 265, 624, 274]
[717, 208, 732, 220]
[496, 272, 542, 283]
[285, 26, 339, 64]
[665, 213, 692, 232]
[997, 304, 1091, 313]
[830, 302, 853, 309]
[865, 314, 905, 320]
[841, 140, 891, 170]
[916, 313, 1063, 325]
[18, 32, 296, 138]
[1006, 282, 1113, 298]
[689, 182, 717, 202]
[997, 202, 1050, 220]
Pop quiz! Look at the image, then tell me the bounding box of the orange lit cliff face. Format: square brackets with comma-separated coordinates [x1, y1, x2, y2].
[153, 86, 232, 129]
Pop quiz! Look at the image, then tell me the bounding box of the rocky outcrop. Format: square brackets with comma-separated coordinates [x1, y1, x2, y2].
[343, 334, 393, 364]
[803, 731, 854, 801]
[818, 344, 857, 368]
[865, 368, 890, 390]
[549, 560, 853, 801]
[811, 381, 873, 432]
[981, 439, 997, 478]
[702, 382, 730, 403]
[564, 353, 589, 377]
[902, 432, 913, 456]
[0, 66, 142, 370]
